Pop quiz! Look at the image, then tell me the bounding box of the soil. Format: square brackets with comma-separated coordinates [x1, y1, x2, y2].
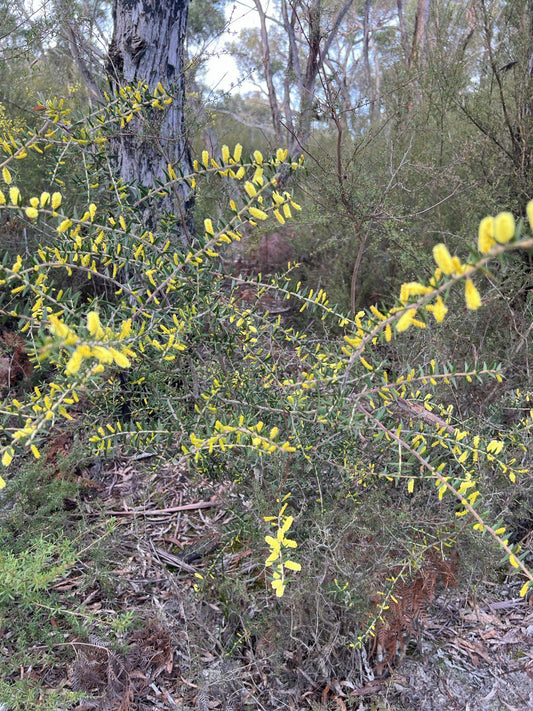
[1, 456, 532, 710]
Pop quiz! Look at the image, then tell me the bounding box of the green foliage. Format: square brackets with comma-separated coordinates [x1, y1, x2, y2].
[0, 82, 532, 678]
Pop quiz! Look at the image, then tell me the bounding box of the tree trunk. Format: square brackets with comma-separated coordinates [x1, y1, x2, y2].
[107, 0, 193, 239]
[410, 0, 431, 67]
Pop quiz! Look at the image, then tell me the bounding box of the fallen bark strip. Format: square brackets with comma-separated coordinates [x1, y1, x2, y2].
[105, 499, 219, 516]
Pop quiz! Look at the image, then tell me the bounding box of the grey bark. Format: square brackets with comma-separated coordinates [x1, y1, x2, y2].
[107, 0, 193, 238]
[410, 0, 431, 67]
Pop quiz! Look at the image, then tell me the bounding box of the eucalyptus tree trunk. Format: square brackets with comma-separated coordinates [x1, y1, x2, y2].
[107, 0, 193, 238]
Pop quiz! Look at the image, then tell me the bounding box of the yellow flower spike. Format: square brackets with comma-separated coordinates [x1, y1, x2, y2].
[276, 148, 288, 162]
[57, 218, 73, 233]
[9, 186, 20, 205]
[221, 145, 230, 163]
[2, 166, 12, 184]
[396, 308, 417, 332]
[86, 311, 102, 336]
[29, 197, 39, 208]
[526, 200, 533, 230]
[120, 319, 132, 338]
[40, 192, 50, 207]
[88, 203, 97, 221]
[109, 348, 131, 368]
[204, 218, 214, 235]
[493, 211, 515, 243]
[232, 144, 242, 162]
[274, 209, 285, 224]
[91, 346, 114, 364]
[0, 190, 5, 204]
[244, 181, 257, 198]
[0, 474, 5, 487]
[478, 215, 495, 254]
[249, 207, 268, 221]
[432, 243, 455, 275]
[509, 554, 520, 569]
[272, 579, 285, 597]
[465, 279, 482, 310]
[2, 448, 14, 467]
[253, 150, 263, 165]
[451, 256, 465, 274]
[25, 206, 39, 219]
[51, 192, 62, 210]
[400, 281, 433, 302]
[284, 560, 302, 572]
[65, 348, 84, 375]
[201, 150, 209, 167]
[430, 296, 448, 323]
[520, 581, 531, 598]
[280, 515, 294, 534]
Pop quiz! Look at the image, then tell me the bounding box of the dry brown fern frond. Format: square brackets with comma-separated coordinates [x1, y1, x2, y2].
[369, 547, 458, 675]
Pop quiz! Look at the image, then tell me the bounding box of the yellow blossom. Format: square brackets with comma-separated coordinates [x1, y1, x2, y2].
[48, 314, 75, 341]
[253, 150, 263, 165]
[432, 243, 455, 275]
[51, 192, 62, 210]
[9, 186, 20, 205]
[109, 348, 131, 368]
[284, 560, 302, 571]
[244, 181, 257, 198]
[396, 308, 417, 332]
[221, 145, 230, 163]
[25, 206, 38, 219]
[527, 200, 533, 230]
[2, 166, 12, 184]
[65, 348, 84, 375]
[91, 345, 114, 363]
[0, 190, 5, 204]
[249, 207, 268, 220]
[87, 311, 103, 337]
[400, 281, 433, 303]
[493, 211, 515, 244]
[465, 279, 481, 310]
[2, 448, 14, 467]
[204, 218, 214, 235]
[57, 218, 73, 233]
[509, 554, 520, 569]
[478, 216, 495, 253]
[520, 581, 531, 598]
[120, 319, 132, 338]
[271, 579, 285, 597]
[0, 474, 5, 487]
[40, 191, 50, 207]
[233, 144, 243, 162]
[428, 295, 448, 322]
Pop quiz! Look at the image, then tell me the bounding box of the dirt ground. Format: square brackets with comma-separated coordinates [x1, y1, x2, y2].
[2, 456, 532, 710]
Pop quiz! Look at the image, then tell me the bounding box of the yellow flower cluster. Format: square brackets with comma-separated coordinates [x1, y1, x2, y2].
[392, 202, 532, 333]
[478, 211, 515, 254]
[264, 496, 301, 597]
[48, 311, 134, 376]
